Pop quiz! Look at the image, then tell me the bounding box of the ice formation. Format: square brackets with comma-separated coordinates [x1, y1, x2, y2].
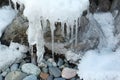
[11, 0, 89, 64]
[78, 12, 120, 80]
[0, 6, 16, 38]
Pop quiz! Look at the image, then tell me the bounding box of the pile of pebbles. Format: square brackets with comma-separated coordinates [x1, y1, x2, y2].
[0, 52, 80, 80]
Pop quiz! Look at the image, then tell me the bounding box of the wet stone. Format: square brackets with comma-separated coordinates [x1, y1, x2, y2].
[49, 66, 61, 77]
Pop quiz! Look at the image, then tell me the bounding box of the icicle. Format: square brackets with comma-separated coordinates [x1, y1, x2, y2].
[9, 0, 11, 7]
[75, 19, 78, 47]
[50, 22, 55, 59]
[70, 24, 74, 49]
[36, 19, 45, 64]
[66, 22, 70, 40]
[61, 23, 65, 37]
[11, 0, 17, 11]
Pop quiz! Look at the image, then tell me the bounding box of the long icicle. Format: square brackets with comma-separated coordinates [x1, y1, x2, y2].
[75, 19, 78, 47]
[50, 22, 55, 60]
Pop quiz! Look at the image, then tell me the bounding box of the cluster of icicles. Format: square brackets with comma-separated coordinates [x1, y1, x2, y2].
[11, 0, 89, 64]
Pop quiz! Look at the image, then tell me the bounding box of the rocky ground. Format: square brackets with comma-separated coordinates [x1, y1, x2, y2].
[0, 52, 79, 80]
[0, 0, 120, 80]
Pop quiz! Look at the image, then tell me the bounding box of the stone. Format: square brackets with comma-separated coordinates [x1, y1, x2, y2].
[1, 71, 8, 77]
[23, 75, 37, 80]
[41, 67, 48, 73]
[0, 0, 9, 7]
[21, 63, 41, 76]
[5, 71, 27, 80]
[89, 0, 98, 13]
[40, 72, 49, 80]
[0, 74, 3, 80]
[54, 78, 65, 80]
[47, 58, 57, 67]
[10, 64, 19, 71]
[62, 67, 77, 79]
[57, 58, 64, 67]
[1, 68, 10, 77]
[47, 75, 53, 80]
[111, 0, 120, 11]
[49, 66, 61, 77]
[70, 78, 76, 80]
[1, 15, 28, 46]
[98, 0, 111, 12]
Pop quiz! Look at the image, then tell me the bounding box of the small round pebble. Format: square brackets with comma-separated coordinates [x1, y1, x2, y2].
[54, 78, 65, 80]
[62, 67, 77, 79]
[49, 66, 61, 77]
[23, 75, 37, 80]
[40, 72, 49, 80]
[5, 71, 27, 80]
[47, 75, 54, 80]
[10, 64, 19, 71]
[0, 74, 3, 80]
[21, 63, 41, 76]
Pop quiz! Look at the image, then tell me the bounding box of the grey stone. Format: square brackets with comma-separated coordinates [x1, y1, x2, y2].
[47, 58, 57, 67]
[21, 63, 41, 76]
[23, 75, 37, 80]
[111, 0, 120, 11]
[1, 68, 10, 77]
[0, 74, 3, 80]
[5, 71, 27, 80]
[1, 71, 8, 77]
[42, 67, 48, 73]
[47, 62, 53, 67]
[1, 15, 28, 46]
[47, 75, 53, 80]
[54, 78, 65, 80]
[70, 78, 76, 80]
[57, 58, 64, 67]
[10, 64, 19, 71]
[49, 66, 61, 77]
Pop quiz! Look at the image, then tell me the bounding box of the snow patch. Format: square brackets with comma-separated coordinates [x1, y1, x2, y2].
[78, 12, 120, 80]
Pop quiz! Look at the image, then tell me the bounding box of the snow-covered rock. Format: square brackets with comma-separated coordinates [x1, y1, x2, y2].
[0, 42, 28, 71]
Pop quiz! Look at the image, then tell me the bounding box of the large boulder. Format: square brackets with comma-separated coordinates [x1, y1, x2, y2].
[1, 15, 28, 46]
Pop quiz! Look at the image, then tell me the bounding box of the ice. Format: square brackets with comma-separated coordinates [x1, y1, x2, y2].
[50, 22, 55, 59]
[11, 0, 89, 64]
[0, 6, 16, 38]
[78, 13, 120, 80]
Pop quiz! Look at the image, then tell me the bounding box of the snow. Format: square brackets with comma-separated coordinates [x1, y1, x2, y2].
[78, 50, 120, 80]
[78, 13, 120, 80]
[0, 42, 28, 71]
[11, 0, 89, 64]
[0, 6, 16, 38]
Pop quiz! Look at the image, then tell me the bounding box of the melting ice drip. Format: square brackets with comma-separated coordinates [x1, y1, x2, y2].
[11, 0, 89, 64]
